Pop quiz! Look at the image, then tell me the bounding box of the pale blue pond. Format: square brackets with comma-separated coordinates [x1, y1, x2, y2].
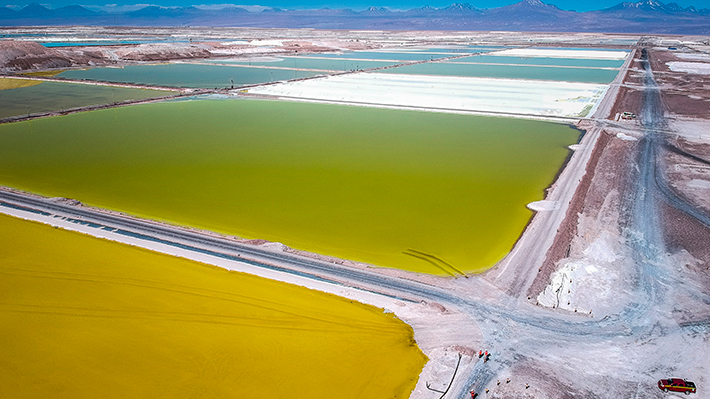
[201, 57, 399, 71]
[381, 62, 619, 83]
[57, 64, 323, 88]
[449, 55, 624, 68]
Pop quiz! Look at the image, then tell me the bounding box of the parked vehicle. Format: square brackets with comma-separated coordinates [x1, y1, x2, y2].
[658, 378, 696, 395]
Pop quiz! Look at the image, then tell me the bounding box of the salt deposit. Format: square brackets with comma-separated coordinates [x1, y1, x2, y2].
[616, 132, 637, 141]
[247, 73, 608, 118]
[674, 53, 710, 61]
[667, 61, 710, 75]
[527, 200, 560, 211]
[537, 231, 626, 314]
[249, 40, 283, 46]
[488, 48, 629, 60]
[687, 179, 710, 189]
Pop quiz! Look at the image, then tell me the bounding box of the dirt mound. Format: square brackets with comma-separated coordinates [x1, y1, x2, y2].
[0, 40, 71, 71]
[112, 43, 213, 61]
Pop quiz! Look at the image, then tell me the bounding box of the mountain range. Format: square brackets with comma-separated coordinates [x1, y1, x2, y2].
[1, 0, 710, 34]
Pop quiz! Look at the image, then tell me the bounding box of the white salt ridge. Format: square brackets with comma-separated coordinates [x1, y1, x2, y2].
[248, 73, 608, 118]
[537, 231, 624, 314]
[668, 61, 710, 75]
[616, 132, 637, 141]
[675, 53, 710, 61]
[209, 47, 283, 55]
[488, 48, 629, 60]
[248, 40, 283, 46]
[527, 200, 559, 211]
[688, 179, 710, 189]
[220, 40, 250, 45]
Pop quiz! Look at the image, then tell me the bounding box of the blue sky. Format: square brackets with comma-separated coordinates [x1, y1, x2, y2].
[4, 0, 710, 12]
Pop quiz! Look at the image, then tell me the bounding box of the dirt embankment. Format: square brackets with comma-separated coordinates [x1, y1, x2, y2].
[648, 49, 710, 119]
[527, 130, 636, 299]
[0, 39, 359, 72]
[608, 55, 644, 119]
[0, 40, 73, 70]
[649, 48, 710, 292]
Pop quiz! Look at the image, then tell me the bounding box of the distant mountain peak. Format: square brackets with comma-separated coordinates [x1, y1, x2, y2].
[362, 6, 391, 14]
[19, 2, 54, 15]
[523, 0, 546, 6]
[404, 4, 437, 14]
[55, 5, 96, 16]
[602, 0, 687, 12]
[514, 0, 560, 9]
[440, 3, 480, 13]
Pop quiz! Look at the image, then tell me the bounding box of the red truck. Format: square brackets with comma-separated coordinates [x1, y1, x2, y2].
[658, 378, 696, 395]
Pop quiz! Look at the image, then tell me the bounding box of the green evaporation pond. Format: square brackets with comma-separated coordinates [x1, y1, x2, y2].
[301, 51, 455, 61]
[450, 55, 624, 69]
[0, 99, 579, 275]
[0, 80, 170, 120]
[57, 64, 322, 88]
[381, 62, 619, 83]
[202, 57, 397, 71]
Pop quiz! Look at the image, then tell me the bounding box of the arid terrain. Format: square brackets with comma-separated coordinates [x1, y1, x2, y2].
[1, 29, 709, 398]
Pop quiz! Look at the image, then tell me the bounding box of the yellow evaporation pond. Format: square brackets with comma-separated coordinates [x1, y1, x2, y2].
[1, 71, 63, 90]
[21, 70, 66, 77]
[0, 214, 426, 399]
[0, 99, 579, 274]
[0, 78, 43, 90]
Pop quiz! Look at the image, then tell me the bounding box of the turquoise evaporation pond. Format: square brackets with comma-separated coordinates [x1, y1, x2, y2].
[393, 46, 509, 53]
[450, 55, 624, 69]
[57, 64, 323, 88]
[0, 81, 170, 119]
[531, 47, 629, 52]
[380, 62, 619, 83]
[300, 51, 462, 61]
[201, 57, 398, 71]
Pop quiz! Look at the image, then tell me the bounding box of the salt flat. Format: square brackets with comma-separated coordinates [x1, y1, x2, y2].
[668, 61, 710, 74]
[488, 48, 629, 60]
[247, 72, 608, 118]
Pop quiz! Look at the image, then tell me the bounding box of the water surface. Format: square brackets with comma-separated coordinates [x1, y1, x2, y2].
[0, 99, 578, 274]
[0, 213, 426, 399]
[450, 55, 624, 68]
[300, 51, 457, 61]
[58, 64, 322, 88]
[201, 56, 397, 71]
[0, 79, 170, 119]
[381, 62, 619, 83]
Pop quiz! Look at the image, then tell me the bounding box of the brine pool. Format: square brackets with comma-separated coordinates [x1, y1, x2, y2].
[0, 78, 171, 119]
[0, 98, 579, 274]
[57, 63, 324, 88]
[0, 213, 427, 398]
